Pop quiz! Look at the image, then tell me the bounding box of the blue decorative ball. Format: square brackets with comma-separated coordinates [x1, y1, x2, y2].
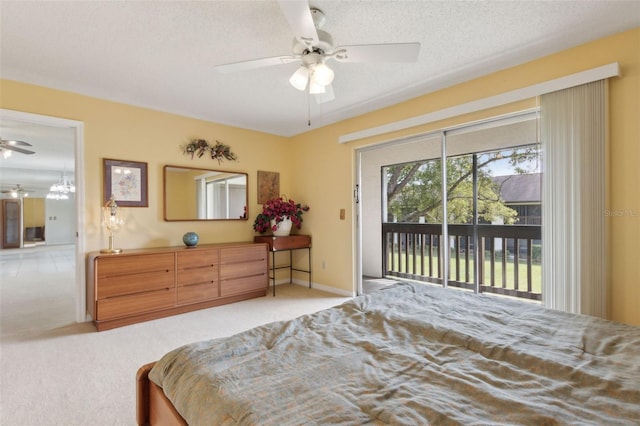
[183, 232, 199, 247]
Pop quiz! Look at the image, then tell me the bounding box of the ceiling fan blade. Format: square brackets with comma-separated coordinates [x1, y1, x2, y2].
[216, 55, 299, 74]
[1, 184, 32, 194]
[333, 43, 421, 63]
[2, 145, 35, 155]
[278, 0, 319, 49]
[1, 139, 32, 147]
[315, 84, 335, 104]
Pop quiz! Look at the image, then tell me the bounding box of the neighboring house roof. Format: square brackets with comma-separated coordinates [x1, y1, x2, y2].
[493, 173, 541, 204]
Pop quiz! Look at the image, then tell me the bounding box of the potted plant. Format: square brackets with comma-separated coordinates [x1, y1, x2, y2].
[253, 196, 310, 236]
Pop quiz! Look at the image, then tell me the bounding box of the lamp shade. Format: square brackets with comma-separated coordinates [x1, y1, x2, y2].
[101, 195, 124, 253]
[309, 80, 326, 94]
[103, 196, 123, 234]
[289, 66, 310, 91]
[311, 62, 334, 86]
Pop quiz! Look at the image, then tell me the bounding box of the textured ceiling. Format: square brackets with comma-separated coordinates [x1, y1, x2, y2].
[1, 1, 639, 195]
[2, 0, 639, 138]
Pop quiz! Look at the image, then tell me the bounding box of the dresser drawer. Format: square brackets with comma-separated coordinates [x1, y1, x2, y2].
[220, 245, 266, 264]
[177, 249, 218, 269]
[220, 273, 267, 297]
[96, 253, 175, 278]
[220, 259, 267, 280]
[97, 288, 176, 320]
[177, 282, 219, 305]
[97, 269, 174, 300]
[177, 266, 218, 286]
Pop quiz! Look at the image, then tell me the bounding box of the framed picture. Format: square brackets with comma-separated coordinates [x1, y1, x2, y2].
[257, 170, 279, 204]
[103, 158, 148, 207]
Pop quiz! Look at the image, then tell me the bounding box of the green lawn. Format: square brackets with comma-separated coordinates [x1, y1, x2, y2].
[388, 251, 542, 294]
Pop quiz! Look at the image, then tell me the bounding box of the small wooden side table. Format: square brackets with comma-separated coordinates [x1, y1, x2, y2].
[253, 235, 311, 296]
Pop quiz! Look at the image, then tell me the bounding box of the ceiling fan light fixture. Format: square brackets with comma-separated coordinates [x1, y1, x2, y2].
[10, 190, 28, 198]
[289, 66, 310, 91]
[1, 149, 11, 159]
[309, 80, 326, 94]
[311, 61, 334, 86]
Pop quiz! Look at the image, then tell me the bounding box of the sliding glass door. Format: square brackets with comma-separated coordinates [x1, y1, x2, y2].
[381, 111, 542, 300]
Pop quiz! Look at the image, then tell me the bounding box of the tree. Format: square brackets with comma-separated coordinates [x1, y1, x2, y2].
[385, 146, 540, 224]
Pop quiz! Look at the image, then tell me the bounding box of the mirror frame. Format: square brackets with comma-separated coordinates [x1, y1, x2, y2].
[163, 165, 248, 221]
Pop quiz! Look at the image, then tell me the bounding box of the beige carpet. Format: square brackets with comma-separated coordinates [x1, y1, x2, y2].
[0, 247, 349, 425]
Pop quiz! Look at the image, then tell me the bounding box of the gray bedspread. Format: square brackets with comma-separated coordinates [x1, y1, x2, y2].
[149, 282, 640, 425]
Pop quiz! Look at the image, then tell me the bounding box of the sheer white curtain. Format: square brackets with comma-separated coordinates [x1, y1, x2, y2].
[541, 80, 607, 317]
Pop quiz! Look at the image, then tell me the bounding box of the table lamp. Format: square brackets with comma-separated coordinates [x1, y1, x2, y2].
[101, 195, 124, 254]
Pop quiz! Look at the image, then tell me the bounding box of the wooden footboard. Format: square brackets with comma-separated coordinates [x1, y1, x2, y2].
[136, 362, 187, 426]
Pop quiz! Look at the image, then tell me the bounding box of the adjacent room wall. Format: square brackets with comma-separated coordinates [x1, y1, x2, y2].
[22, 197, 44, 228]
[45, 195, 75, 245]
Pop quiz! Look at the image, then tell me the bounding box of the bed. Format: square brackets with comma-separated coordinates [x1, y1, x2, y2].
[136, 282, 640, 425]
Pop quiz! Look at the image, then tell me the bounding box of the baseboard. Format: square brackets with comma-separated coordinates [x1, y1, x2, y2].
[289, 279, 355, 297]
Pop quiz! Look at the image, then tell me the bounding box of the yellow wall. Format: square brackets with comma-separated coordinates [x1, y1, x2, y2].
[1, 28, 638, 325]
[23, 197, 45, 228]
[164, 169, 199, 220]
[290, 28, 640, 326]
[0, 81, 291, 253]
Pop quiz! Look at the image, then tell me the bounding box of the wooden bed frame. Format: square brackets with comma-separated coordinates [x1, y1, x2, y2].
[136, 362, 187, 426]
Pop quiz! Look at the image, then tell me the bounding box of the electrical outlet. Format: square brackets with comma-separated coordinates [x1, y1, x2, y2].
[339, 209, 345, 220]
[322, 261, 326, 269]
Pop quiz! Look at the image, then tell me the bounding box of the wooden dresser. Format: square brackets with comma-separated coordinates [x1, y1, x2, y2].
[87, 242, 268, 331]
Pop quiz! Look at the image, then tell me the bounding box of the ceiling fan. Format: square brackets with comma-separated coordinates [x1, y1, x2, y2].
[0, 138, 35, 158]
[215, 0, 421, 104]
[1, 184, 32, 198]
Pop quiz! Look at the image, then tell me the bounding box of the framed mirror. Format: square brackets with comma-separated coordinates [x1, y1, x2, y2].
[164, 165, 248, 221]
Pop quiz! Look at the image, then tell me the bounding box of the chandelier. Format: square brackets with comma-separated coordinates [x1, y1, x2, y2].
[47, 170, 75, 200]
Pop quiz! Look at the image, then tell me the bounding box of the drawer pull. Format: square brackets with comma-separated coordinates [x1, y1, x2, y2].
[183, 264, 216, 271]
[183, 280, 216, 287]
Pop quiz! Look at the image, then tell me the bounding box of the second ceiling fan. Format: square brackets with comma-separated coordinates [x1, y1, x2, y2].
[0, 138, 35, 157]
[0, 184, 33, 198]
[215, 0, 421, 103]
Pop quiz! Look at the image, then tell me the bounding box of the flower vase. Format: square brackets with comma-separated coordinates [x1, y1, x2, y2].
[271, 217, 292, 236]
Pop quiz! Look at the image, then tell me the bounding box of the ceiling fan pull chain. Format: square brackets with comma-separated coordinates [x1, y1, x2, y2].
[308, 90, 311, 127]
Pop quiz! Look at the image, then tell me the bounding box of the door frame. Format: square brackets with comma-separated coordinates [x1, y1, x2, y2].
[1, 109, 86, 322]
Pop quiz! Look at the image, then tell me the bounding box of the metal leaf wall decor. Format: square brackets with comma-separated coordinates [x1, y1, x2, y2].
[182, 139, 238, 164]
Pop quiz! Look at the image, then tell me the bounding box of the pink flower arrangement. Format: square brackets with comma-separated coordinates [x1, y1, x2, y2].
[253, 196, 310, 234]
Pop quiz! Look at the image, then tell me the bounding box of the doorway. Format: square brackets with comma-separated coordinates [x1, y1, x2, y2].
[0, 109, 85, 323]
[356, 132, 441, 295]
